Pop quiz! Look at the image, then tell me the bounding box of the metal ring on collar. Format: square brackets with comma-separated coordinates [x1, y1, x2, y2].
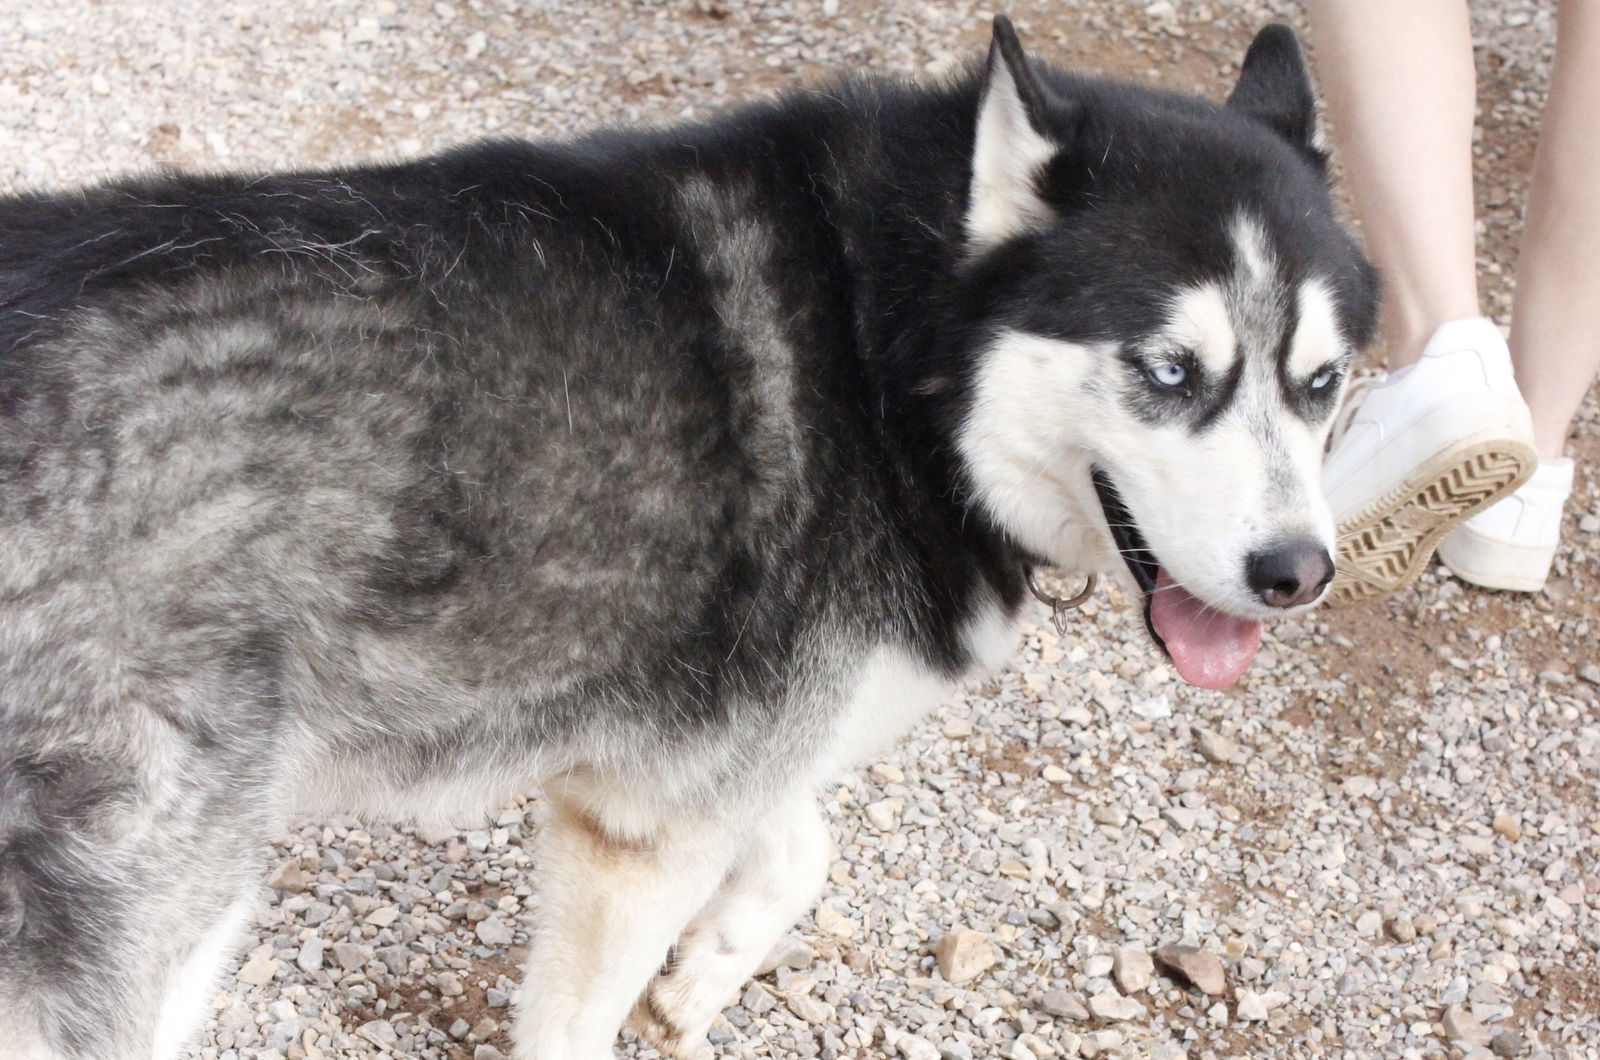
[1025, 568, 1097, 635]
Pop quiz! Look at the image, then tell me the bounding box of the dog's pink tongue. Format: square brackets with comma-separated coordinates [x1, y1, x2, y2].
[1150, 570, 1262, 690]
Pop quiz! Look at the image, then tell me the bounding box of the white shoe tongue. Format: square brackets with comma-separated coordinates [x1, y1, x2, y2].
[1150, 569, 1262, 689]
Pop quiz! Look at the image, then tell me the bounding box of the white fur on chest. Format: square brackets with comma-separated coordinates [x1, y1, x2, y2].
[822, 603, 1017, 774]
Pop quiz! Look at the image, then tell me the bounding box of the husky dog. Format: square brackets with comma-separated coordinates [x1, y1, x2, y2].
[0, 18, 1375, 1060]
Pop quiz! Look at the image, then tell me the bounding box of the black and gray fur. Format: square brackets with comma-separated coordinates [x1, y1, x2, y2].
[0, 20, 1376, 1058]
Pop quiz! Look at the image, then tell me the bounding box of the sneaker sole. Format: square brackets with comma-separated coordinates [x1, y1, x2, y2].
[1328, 440, 1537, 605]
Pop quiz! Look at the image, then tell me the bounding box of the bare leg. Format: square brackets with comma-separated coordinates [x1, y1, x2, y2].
[1312, 0, 1548, 602]
[1308, 0, 1481, 368]
[1508, 0, 1600, 459]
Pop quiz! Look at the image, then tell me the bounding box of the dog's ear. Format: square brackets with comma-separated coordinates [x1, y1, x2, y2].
[966, 16, 1060, 250]
[1227, 25, 1324, 164]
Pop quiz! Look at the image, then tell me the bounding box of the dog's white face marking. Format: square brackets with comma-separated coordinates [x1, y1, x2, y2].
[1165, 284, 1239, 377]
[1288, 278, 1342, 381]
[961, 209, 1353, 620]
[1231, 211, 1275, 288]
[958, 331, 1107, 567]
[966, 52, 1057, 250]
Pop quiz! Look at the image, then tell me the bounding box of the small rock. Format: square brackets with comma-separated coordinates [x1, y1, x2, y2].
[1087, 992, 1145, 1021]
[1112, 948, 1153, 994]
[1195, 729, 1237, 763]
[1154, 943, 1226, 996]
[1092, 805, 1128, 827]
[1493, 814, 1522, 841]
[1342, 775, 1376, 799]
[1235, 989, 1274, 1021]
[332, 942, 369, 971]
[377, 945, 409, 977]
[786, 994, 834, 1023]
[941, 716, 973, 739]
[437, 971, 465, 997]
[476, 917, 514, 946]
[295, 937, 324, 974]
[814, 905, 855, 939]
[1041, 764, 1071, 783]
[267, 860, 309, 893]
[742, 982, 778, 1015]
[1131, 695, 1170, 720]
[1489, 1029, 1527, 1057]
[757, 936, 815, 976]
[473, 1047, 507, 1060]
[1038, 988, 1090, 1020]
[486, 988, 510, 1008]
[1160, 806, 1196, 832]
[869, 762, 905, 784]
[1444, 1004, 1492, 1046]
[364, 906, 399, 928]
[865, 798, 903, 831]
[235, 952, 278, 986]
[1387, 916, 1417, 942]
[934, 929, 998, 984]
[896, 1035, 940, 1060]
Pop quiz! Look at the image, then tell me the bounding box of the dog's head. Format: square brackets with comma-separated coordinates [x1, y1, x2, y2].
[955, 20, 1378, 688]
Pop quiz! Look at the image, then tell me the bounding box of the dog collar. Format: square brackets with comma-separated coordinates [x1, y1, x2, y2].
[1025, 568, 1096, 635]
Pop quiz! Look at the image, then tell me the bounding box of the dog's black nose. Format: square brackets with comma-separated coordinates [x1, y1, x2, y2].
[1246, 539, 1335, 608]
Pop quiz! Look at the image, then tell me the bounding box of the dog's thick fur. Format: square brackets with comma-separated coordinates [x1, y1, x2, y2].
[0, 21, 1376, 1059]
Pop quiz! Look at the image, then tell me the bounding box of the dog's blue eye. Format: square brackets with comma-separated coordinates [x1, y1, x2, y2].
[1310, 368, 1336, 390]
[1150, 362, 1187, 387]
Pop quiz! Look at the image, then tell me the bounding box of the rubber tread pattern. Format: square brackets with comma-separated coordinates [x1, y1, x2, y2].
[1329, 445, 1535, 605]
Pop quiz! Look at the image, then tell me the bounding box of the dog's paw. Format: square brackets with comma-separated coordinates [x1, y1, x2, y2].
[627, 963, 721, 1060]
[627, 999, 710, 1060]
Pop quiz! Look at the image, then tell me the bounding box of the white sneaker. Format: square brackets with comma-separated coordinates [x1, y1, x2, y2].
[1437, 458, 1573, 591]
[1323, 317, 1537, 605]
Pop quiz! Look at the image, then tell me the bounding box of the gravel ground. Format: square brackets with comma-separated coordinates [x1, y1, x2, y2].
[4, 2, 1597, 1059]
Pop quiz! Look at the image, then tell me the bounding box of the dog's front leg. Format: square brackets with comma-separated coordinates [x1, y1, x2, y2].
[629, 791, 832, 1058]
[511, 793, 740, 1060]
